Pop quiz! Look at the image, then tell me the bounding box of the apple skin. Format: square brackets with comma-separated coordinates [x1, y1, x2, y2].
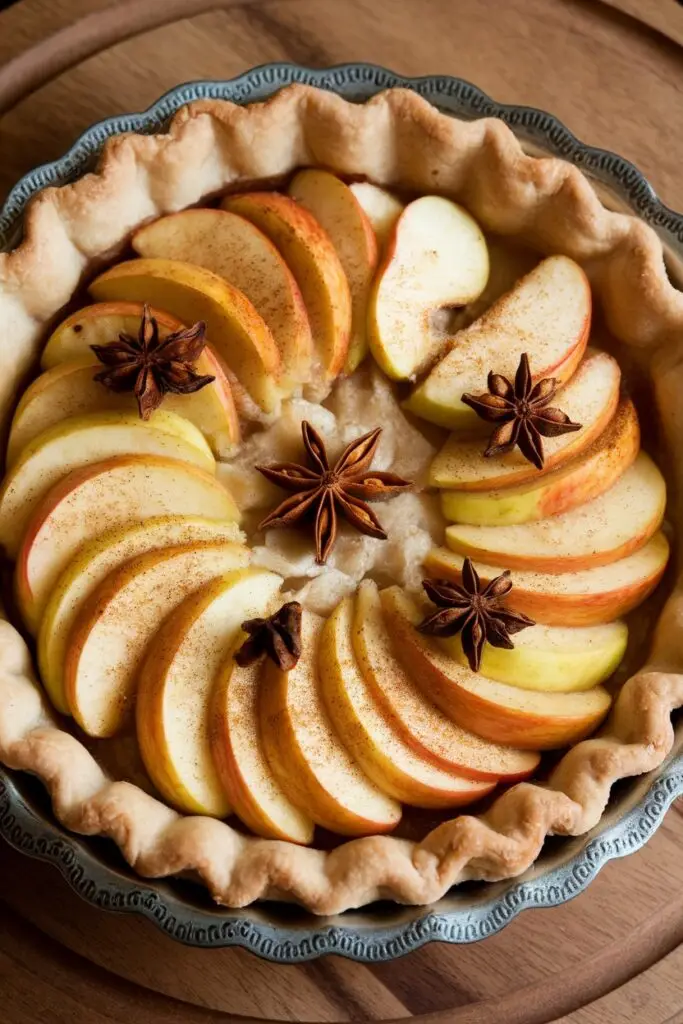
[424, 534, 670, 627]
[318, 597, 497, 809]
[210, 654, 315, 844]
[440, 398, 640, 527]
[380, 588, 612, 750]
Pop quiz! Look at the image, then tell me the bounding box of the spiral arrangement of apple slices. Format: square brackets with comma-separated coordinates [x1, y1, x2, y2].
[0, 169, 669, 847]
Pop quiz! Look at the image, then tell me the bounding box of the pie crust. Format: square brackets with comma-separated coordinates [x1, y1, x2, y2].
[0, 84, 682, 915]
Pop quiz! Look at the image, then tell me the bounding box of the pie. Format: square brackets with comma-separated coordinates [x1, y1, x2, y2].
[0, 84, 681, 917]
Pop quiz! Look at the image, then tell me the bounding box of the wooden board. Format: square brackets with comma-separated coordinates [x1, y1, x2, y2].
[1, 1, 683, 1020]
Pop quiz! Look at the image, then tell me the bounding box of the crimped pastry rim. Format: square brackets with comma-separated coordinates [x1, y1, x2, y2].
[0, 82, 682, 916]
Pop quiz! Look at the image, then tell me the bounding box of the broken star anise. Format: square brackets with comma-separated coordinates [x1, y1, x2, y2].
[461, 352, 582, 470]
[91, 304, 215, 420]
[256, 422, 412, 564]
[419, 558, 535, 673]
[234, 601, 303, 672]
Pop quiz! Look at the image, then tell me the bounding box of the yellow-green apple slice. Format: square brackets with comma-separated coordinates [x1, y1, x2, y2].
[211, 651, 315, 844]
[7, 354, 239, 466]
[441, 397, 639, 526]
[89, 258, 282, 412]
[222, 192, 351, 384]
[37, 509, 242, 715]
[381, 587, 612, 749]
[65, 540, 249, 737]
[319, 597, 497, 808]
[259, 611, 401, 835]
[405, 255, 591, 429]
[41, 302, 185, 368]
[132, 209, 312, 388]
[445, 452, 666, 573]
[368, 196, 489, 381]
[351, 581, 539, 780]
[429, 350, 620, 491]
[0, 410, 215, 562]
[349, 182, 404, 250]
[424, 532, 670, 627]
[440, 620, 627, 692]
[288, 169, 379, 373]
[136, 567, 282, 817]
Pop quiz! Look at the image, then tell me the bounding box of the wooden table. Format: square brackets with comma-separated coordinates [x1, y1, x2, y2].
[2, 1, 683, 1020]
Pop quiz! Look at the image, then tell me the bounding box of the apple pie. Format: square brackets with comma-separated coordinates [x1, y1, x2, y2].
[0, 84, 681, 915]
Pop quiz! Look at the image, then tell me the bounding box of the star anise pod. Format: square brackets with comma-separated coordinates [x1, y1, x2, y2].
[234, 601, 303, 672]
[91, 304, 215, 420]
[256, 422, 412, 564]
[419, 558, 535, 673]
[461, 352, 582, 470]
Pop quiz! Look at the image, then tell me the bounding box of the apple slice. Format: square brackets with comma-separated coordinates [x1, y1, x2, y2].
[429, 350, 621, 490]
[89, 258, 282, 412]
[259, 611, 401, 835]
[319, 597, 497, 808]
[445, 452, 666, 572]
[349, 183, 404, 250]
[368, 196, 489, 381]
[441, 620, 627, 692]
[65, 540, 249, 737]
[132, 209, 312, 388]
[222, 192, 351, 383]
[441, 397, 639, 526]
[351, 581, 539, 780]
[41, 302, 186, 368]
[211, 653, 315, 844]
[288, 169, 379, 373]
[37, 508, 242, 715]
[381, 587, 612, 749]
[7, 354, 239, 466]
[424, 532, 670, 627]
[405, 255, 592, 429]
[0, 410, 215, 562]
[136, 568, 282, 817]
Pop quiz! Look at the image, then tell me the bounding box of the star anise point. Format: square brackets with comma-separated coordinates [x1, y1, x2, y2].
[234, 601, 303, 672]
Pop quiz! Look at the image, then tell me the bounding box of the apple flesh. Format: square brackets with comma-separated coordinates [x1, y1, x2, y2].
[259, 611, 401, 835]
[429, 350, 621, 490]
[222, 192, 352, 384]
[424, 532, 670, 627]
[349, 182, 404, 250]
[288, 169, 378, 373]
[350, 580, 539, 780]
[381, 587, 612, 749]
[136, 568, 282, 817]
[319, 597, 497, 808]
[445, 452, 666, 572]
[368, 195, 489, 381]
[211, 654, 315, 844]
[405, 255, 592, 429]
[37, 508, 242, 715]
[89, 258, 283, 413]
[441, 397, 639, 526]
[0, 409, 215, 564]
[64, 540, 249, 737]
[41, 302, 186, 368]
[132, 209, 312, 389]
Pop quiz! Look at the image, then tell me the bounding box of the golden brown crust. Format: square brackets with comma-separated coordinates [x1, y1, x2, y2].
[0, 84, 682, 913]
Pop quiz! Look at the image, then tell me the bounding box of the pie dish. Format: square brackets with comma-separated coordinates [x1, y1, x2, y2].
[0, 63, 682, 944]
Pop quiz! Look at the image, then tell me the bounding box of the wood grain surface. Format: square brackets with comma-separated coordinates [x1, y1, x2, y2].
[1, 1, 683, 1021]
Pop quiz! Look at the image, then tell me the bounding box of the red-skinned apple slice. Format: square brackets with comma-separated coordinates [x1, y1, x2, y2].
[222, 192, 351, 384]
[424, 533, 670, 627]
[319, 597, 497, 808]
[350, 581, 539, 780]
[288, 169, 379, 373]
[405, 255, 592, 429]
[259, 611, 401, 835]
[132, 209, 312, 388]
[381, 587, 612, 750]
[445, 452, 666, 572]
